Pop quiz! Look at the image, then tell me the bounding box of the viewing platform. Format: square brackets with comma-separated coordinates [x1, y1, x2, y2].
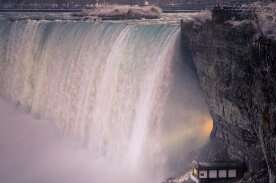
[190, 160, 246, 183]
[162, 160, 246, 183]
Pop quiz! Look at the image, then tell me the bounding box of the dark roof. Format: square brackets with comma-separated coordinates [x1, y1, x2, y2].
[192, 160, 245, 169]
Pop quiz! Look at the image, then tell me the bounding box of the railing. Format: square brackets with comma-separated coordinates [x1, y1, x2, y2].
[0, 9, 82, 12]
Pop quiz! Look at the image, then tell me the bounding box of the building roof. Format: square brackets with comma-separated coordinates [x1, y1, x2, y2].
[192, 160, 245, 170]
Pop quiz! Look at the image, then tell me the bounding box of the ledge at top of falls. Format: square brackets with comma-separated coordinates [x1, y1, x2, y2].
[0, 11, 211, 26]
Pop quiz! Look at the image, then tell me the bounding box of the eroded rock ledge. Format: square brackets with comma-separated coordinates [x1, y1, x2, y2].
[181, 3, 276, 183]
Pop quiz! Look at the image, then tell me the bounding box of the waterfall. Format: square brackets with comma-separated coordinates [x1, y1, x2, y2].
[0, 19, 211, 181]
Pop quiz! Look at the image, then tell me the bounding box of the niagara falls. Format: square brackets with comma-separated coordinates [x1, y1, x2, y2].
[0, 1, 276, 183]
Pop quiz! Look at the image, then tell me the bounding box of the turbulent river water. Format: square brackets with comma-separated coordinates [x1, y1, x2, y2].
[0, 19, 211, 182]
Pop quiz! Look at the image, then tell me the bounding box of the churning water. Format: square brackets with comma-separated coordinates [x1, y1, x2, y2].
[0, 20, 211, 182]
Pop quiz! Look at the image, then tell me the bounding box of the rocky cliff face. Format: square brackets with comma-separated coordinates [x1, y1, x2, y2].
[181, 4, 276, 183]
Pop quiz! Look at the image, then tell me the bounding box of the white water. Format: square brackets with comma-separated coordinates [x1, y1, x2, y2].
[0, 20, 211, 182]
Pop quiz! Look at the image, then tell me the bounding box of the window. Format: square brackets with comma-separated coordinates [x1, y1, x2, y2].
[218, 170, 227, 178]
[228, 169, 237, 178]
[209, 170, 217, 178]
[199, 170, 208, 178]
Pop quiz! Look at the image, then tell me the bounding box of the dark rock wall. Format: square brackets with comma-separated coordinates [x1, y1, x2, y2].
[181, 16, 276, 183]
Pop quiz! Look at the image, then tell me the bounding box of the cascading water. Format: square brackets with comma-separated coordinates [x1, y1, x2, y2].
[0, 19, 212, 182]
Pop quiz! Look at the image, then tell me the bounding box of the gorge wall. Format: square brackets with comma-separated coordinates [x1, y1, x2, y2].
[182, 5, 276, 183]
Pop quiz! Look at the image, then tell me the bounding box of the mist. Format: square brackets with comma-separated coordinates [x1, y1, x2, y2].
[0, 97, 165, 183]
[158, 37, 212, 177]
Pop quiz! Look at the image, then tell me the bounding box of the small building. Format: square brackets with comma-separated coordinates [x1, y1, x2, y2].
[190, 160, 246, 183]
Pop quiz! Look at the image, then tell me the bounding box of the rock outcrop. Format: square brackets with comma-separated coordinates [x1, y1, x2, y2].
[181, 3, 276, 183]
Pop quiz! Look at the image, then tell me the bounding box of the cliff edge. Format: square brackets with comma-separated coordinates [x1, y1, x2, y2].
[181, 3, 276, 183]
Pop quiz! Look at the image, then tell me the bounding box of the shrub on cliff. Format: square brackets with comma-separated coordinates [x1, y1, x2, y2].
[81, 5, 161, 20]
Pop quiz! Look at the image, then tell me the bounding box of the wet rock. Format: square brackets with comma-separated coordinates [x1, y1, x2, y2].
[181, 3, 276, 183]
